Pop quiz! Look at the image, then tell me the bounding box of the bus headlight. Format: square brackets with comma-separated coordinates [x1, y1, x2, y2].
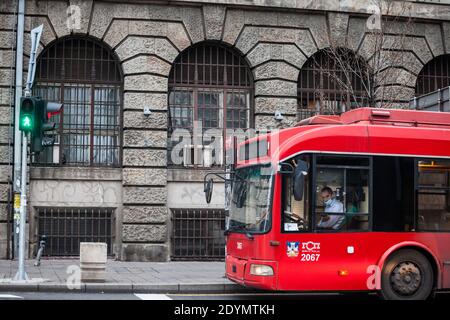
[249, 264, 274, 276]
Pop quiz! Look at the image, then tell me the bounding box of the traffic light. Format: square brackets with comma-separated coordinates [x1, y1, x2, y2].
[19, 97, 38, 132]
[30, 100, 63, 153]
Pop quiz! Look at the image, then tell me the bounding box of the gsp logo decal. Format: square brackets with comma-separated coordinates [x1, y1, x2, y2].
[302, 241, 320, 252]
[237, 242, 243, 250]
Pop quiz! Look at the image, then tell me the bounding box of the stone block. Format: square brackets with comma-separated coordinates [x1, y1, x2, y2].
[0, 69, 13, 86]
[123, 111, 167, 129]
[374, 85, 415, 102]
[222, 9, 245, 45]
[25, 1, 48, 15]
[181, 7, 204, 44]
[123, 168, 167, 186]
[255, 97, 297, 115]
[424, 23, 444, 57]
[328, 12, 349, 46]
[103, 19, 129, 49]
[0, 165, 11, 183]
[89, 2, 115, 40]
[0, 203, 9, 221]
[0, 31, 14, 48]
[122, 206, 168, 224]
[123, 186, 167, 205]
[203, 5, 227, 41]
[116, 37, 178, 62]
[123, 130, 167, 148]
[127, 20, 191, 51]
[236, 26, 316, 57]
[0, 146, 11, 164]
[47, 1, 71, 38]
[255, 79, 297, 97]
[0, 125, 11, 144]
[124, 74, 168, 92]
[377, 50, 423, 75]
[443, 22, 450, 54]
[383, 35, 432, 66]
[122, 149, 166, 167]
[122, 224, 167, 242]
[0, 107, 12, 125]
[122, 55, 172, 77]
[0, 183, 9, 202]
[0, 49, 14, 69]
[80, 242, 107, 282]
[347, 17, 367, 53]
[0, 88, 13, 106]
[124, 92, 168, 111]
[375, 68, 416, 87]
[254, 61, 299, 81]
[121, 243, 169, 262]
[0, 14, 14, 30]
[277, 12, 329, 50]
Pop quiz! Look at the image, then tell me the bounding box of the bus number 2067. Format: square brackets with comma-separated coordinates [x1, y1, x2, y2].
[301, 254, 320, 262]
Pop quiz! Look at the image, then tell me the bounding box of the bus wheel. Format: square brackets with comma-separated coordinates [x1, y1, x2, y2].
[381, 249, 434, 300]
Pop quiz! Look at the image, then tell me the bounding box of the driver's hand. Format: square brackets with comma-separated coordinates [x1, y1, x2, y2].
[321, 215, 330, 222]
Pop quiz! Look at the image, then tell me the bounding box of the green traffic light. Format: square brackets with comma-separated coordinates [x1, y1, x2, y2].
[22, 115, 32, 128]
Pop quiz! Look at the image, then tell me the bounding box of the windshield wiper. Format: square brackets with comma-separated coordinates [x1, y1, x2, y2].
[225, 225, 254, 240]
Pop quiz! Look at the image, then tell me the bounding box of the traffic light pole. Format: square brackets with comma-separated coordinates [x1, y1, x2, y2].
[14, 131, 29, 281]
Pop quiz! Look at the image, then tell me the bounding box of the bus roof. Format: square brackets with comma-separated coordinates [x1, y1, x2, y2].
[236, 108, 450, 167]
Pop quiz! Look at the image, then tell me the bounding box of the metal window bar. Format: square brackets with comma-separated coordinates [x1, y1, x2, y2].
[416, 55, 450, 96]
[171, 208, 226, 260]
[297, 49, 372, 121]
[168, 43, 253, 167]
[34, 37, 122, 167]
[37, 207, 114, 257]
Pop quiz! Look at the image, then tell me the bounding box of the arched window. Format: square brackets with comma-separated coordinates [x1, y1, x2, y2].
[416, 54, 450, 96]
[34, 36, 123, 166]
[168, 42, 253, 167]
[298, 48, 372, 120]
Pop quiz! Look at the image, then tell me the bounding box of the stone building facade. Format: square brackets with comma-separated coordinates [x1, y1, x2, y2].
[1, 0, 450, 261]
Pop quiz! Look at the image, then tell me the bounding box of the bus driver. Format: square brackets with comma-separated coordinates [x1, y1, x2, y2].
[317, 186, 345, 230]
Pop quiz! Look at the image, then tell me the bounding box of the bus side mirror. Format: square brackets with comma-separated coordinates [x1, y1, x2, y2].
[293, 160, 308, 201]
[204, 178, 213, 204]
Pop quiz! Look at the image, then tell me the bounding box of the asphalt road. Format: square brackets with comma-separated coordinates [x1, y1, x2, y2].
[0, 291, 449, 300]
[0, 292, 375, 300]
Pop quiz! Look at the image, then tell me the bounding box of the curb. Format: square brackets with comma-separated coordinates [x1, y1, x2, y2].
[0, 282, 253, 294]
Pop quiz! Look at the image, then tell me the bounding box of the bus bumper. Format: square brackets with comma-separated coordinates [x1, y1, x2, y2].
[225, 255, 277, 290]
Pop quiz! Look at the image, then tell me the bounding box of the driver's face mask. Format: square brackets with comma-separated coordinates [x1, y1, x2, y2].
[324, 198, 333, 207]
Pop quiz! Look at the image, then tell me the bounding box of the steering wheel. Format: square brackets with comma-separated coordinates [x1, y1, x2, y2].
[284, 211, 307, 229]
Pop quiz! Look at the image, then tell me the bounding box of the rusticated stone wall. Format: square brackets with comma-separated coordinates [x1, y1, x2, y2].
[1, 0, 450, 260]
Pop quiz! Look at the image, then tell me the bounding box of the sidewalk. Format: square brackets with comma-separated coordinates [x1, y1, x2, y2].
[0, 259, 252, 294]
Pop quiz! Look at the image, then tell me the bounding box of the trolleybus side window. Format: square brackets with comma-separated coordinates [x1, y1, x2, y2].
[282, 156, 311, 232]
[372, 156, 414, 232]
[417, 159, 450, 232]
[314, 155, 370, 232]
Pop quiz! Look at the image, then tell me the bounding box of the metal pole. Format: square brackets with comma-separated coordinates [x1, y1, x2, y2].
[15, 131, 28, 281]
[13, 0, 26, 258]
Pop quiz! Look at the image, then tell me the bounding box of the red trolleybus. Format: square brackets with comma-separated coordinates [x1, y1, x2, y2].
[204, 107, 450, 300]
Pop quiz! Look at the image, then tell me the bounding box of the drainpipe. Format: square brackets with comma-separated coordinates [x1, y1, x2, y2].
[13, 0, 25, 257]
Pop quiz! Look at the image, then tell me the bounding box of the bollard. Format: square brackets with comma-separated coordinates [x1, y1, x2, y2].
[80, 242, 107, 282]
[34, 235, 47, 266]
